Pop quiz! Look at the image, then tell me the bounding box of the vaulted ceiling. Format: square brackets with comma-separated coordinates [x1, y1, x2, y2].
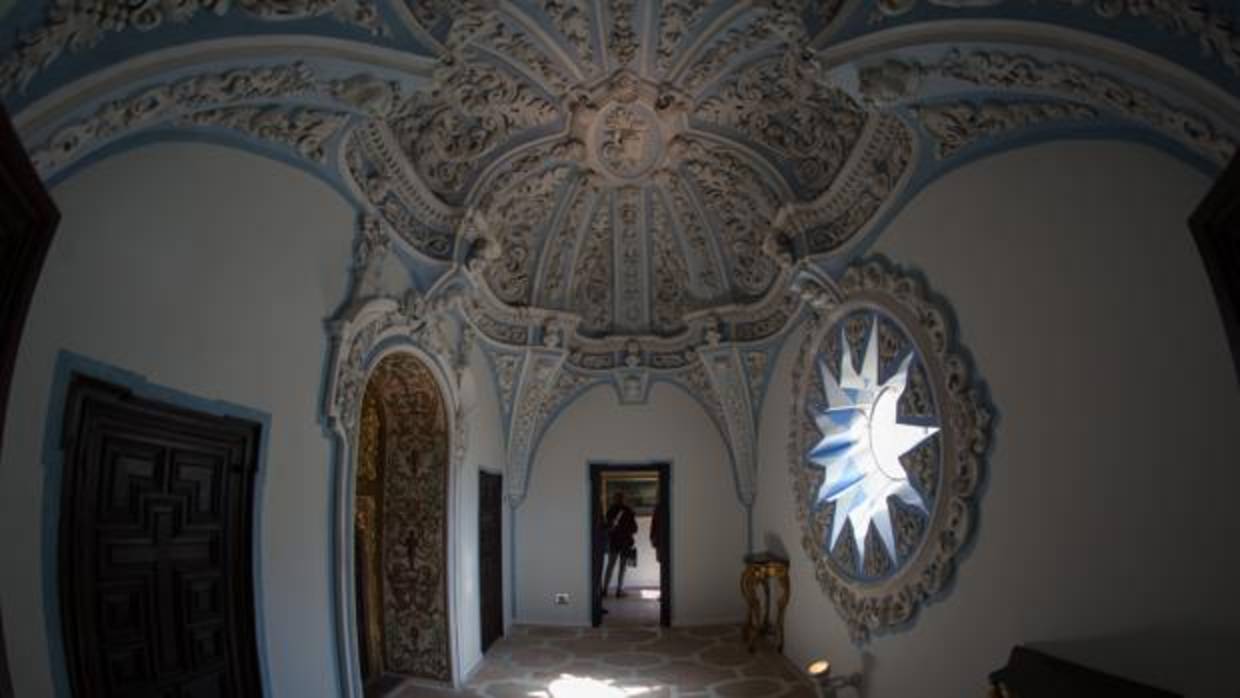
[5, 0, 1240, 508]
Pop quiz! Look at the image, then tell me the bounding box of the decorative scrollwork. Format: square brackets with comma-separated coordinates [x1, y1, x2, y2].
[914, 98, 1099, 158]
[789, 257, 993, 643]
[0, 0, 384, 95]
[695, 50, 866, 197]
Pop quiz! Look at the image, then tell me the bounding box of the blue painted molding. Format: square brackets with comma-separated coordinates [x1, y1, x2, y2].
[39, 350, 275, 698]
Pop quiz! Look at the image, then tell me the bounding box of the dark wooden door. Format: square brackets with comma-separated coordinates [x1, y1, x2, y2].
[1191, 153, 1240, 384]
[0, 103, 60, 698]
[0, 610, 11, 698]
[478, 471, 503, 653]
[60, 375, 263, 698]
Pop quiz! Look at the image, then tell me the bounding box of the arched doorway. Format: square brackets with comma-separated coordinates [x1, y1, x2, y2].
[353, 352, 452, 687]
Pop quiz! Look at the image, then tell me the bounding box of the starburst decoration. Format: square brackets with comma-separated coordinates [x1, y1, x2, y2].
[808, 318, 938, 570]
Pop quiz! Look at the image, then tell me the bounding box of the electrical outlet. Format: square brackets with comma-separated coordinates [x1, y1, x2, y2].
[554, 593, 570, 605]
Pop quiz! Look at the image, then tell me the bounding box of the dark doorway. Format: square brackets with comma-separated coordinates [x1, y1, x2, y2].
[590, 463, 670, 628]
[1191, 152, 1240, 384]
[479, 470, 504, 653]
[0, 611, 11, 698]
[0, 102, 60, 698]
[59, 375, 263, 698]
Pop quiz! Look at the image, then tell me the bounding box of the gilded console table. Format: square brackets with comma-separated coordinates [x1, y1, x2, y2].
[741, 552, 790, 652]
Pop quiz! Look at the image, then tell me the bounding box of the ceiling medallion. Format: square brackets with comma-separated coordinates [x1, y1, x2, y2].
[790, 258, 993, 643]
[573, 70, 683, 185]
[593, 101, 662, 179]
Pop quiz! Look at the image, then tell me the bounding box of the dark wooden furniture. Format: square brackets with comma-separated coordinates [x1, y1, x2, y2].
[0, 102, 60, 698]
[1190, 152, 1240, 384]
[60, 375, 263, 697]
[989, 646, 1181, 698]
[479, 471, 504, 653]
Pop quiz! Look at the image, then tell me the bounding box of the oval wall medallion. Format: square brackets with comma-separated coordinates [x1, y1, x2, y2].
[789, 258, 993, 642]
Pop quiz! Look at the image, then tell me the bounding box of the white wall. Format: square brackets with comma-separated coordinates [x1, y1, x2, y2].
[516, 383, 746, 626]
[0, 143, 354, 697]
[454, 341, 508, 678]
[754, 141, 1240, 697]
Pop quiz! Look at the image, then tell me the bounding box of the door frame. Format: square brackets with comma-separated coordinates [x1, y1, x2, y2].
[0, 103, 60, 698]
[39, 352, 273, 698]
[589, 461, 670, 628]
[1190, 152, 1240, 384]
[323, 334, 464, 697]
[477, 468, 504, 654]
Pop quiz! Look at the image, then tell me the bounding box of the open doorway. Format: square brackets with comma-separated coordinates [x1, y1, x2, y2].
[590, 463, 670, 627]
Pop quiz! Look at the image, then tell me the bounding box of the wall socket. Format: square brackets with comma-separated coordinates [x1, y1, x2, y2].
[554, 593, 570, 605]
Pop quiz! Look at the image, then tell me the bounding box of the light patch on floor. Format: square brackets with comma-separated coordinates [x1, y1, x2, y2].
[602, 587, 660, 626]
[387, 624, 815, 698]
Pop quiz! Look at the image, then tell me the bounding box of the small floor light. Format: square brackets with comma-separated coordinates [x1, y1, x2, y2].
[805, 657, 862, 698]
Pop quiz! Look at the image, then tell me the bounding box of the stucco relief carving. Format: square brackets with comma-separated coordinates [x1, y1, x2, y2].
[606, 0, 638, 68]
[0, 0, 384, 95]
[595, 103, 662, 178]
[543, 0, 596, 69]
[180, 105, 349, 161]
[789, 258, 992, 643]
[698, 346, 759, 505]
[387, 60, 561, 201]
[934, 49, 1238, 164]
[656, 0, 710, 74]
[694, 49, 866, 197]
[859, 50, 1237, 165]
[774, 114, 914, 256]
[650, 191, 690, 335]
[915, 99, 1099, 158]
[874, 0, 1240, 78]
[571, 195, 615, 334]
[27, 62, 321, 177]
[320, 2, 920, 357]
[348, 215, 392, 304]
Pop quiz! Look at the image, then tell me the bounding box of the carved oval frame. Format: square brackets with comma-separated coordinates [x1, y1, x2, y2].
[788, 258, 993, 643]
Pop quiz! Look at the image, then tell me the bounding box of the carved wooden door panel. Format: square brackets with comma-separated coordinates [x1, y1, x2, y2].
[60, 376, 262, 698]
[478, 471, 503, 653]
[0, 103, 60, 698]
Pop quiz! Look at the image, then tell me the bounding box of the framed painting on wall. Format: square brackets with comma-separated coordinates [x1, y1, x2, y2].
[600, 471, 660, 515]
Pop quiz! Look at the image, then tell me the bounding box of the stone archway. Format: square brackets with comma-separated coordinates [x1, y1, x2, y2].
[353, 352, 452, 686]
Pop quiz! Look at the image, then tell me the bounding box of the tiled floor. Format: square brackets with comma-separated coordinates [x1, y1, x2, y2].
[601, 587, 661, 626]
[388, 624, 816, 698]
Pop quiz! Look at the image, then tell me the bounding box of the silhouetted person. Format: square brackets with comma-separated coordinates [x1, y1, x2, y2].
[592, 505, 608, 616]
[601, 491, 637, 597]
[651, 499, 666, 565]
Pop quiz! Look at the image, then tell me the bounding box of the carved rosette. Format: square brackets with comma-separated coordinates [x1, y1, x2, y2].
[788, 258, 992, 643]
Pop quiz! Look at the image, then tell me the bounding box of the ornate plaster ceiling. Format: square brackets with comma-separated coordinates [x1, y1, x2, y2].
[338, 1, 911, 345]
[6, 0, 1239, 681]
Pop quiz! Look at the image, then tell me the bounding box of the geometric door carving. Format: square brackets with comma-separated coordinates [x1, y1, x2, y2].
[59, 375, 262, 698]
